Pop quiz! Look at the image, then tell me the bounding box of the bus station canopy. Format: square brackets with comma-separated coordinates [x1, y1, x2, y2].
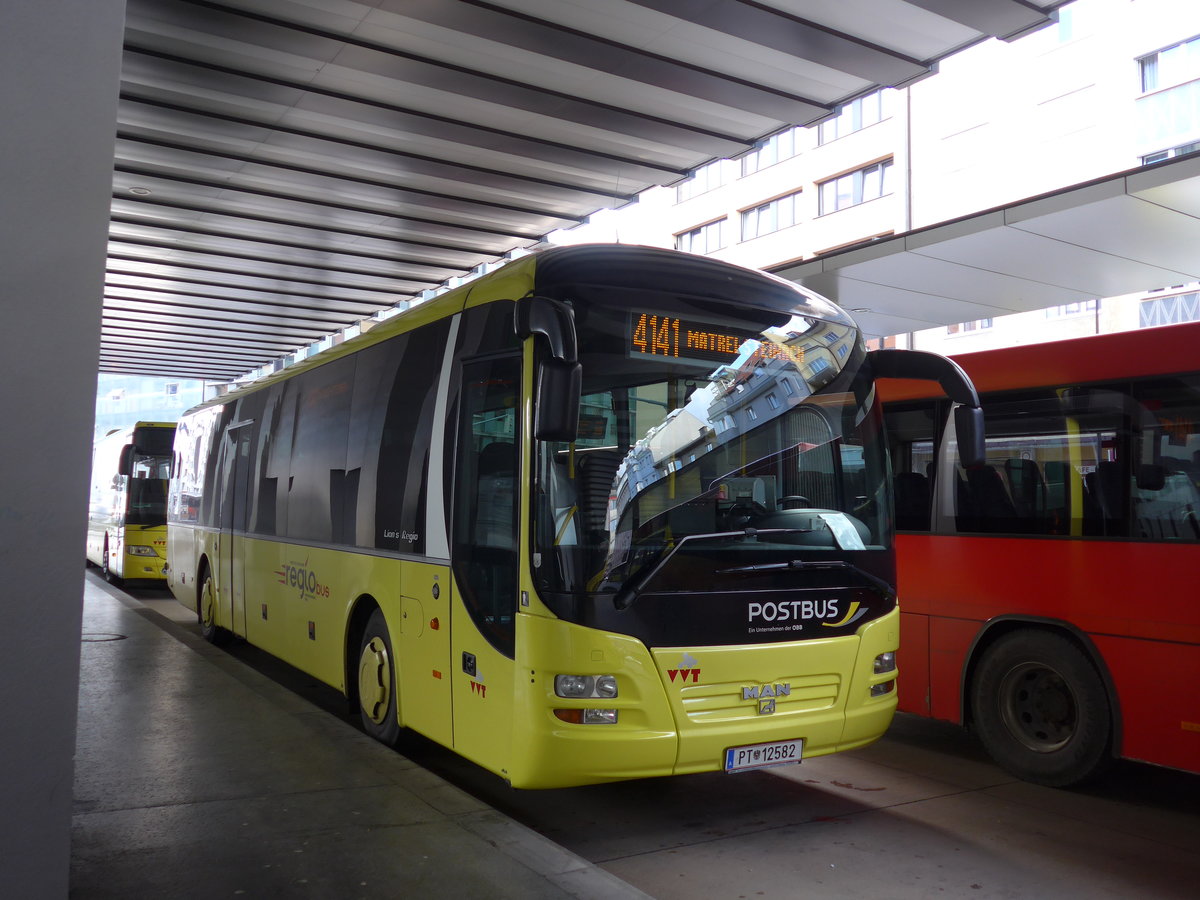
[107, 0, 1071, 382]
[775, 153, 1200, 340]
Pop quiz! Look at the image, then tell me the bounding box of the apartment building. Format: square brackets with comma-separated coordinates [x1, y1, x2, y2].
[558, 0, 1200, 353]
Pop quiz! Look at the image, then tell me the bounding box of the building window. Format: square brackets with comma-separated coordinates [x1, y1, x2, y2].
[1139, 36, 1200, 93]
[741, 190, 802, 241]
[165, 382, 180, 396]
[1142, 140, 1200, 165]
[947, 318, 993, 334]
[818, 160, 893, 215]
[675, 218, 727, 255]
[818, 91, 885, 144]
[1045, 300, 1098, 318]
[766, 393, 780, 410]
[676, 159, 727, 202]
[1141, 292, 1200, 326]
[741, 127, 802, 175]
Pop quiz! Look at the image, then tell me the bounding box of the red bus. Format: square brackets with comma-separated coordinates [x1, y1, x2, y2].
[883, 321, 1200, 786]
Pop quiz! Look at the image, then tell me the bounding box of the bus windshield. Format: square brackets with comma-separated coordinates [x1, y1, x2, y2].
[533, 303, 891, 626]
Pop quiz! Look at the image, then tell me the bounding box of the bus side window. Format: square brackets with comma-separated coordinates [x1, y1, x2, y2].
[883, 402, 937, 532]
[453, 355, 521, 657]
[1133, 376, 1200, 542]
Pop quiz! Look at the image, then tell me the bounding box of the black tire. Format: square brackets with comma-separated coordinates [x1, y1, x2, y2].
[101, 539, 116, 583]
[357, 608, 401, 746]
[198, 567, 232, 646]
[971, 629, 1113, 787]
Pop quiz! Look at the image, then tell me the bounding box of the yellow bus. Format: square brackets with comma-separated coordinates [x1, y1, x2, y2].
[167, 244, 983, 788]
[87, 422, 174, 583]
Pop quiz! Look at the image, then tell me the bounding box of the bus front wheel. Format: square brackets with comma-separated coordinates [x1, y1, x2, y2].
[357, 609, 401, 746]
[101, 539, 115, 583]
[198, 568, 231, 646]
[971, 629, 1113, 788]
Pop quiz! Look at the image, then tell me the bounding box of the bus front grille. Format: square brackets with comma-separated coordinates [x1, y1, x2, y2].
[677, 674, 842, 724]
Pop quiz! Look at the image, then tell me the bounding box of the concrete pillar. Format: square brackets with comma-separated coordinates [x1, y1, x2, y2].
[0, 2, 126, 894]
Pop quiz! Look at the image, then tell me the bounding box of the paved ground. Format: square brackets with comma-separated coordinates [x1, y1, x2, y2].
[88, 577, 1200, 899]
[72, 574, 647, 899]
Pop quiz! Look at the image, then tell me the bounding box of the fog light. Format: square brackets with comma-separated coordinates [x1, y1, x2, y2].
[873, 651, 896, 674]
[553, 708, 618, 724]
[870, 680, 895, 698]
[127, 545, 158, 557]
[555, 674, 618, 699]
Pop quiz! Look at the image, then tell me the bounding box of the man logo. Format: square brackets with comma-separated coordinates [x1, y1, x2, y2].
[742, 683, 789, 715]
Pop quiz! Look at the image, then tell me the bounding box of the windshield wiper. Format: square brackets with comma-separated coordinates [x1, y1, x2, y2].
[612, 528, 818, 609]
[716, 559, 895, 601]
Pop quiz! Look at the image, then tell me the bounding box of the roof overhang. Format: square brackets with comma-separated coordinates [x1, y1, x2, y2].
[104, 0, 1069, 381]
[773, 153, 1200, 339]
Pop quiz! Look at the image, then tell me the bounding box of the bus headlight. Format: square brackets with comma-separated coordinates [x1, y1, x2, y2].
[127, 545, 158, 557]
[873, 651, 896, 674]
[870, 680, 896, 698]
[554, 674, 618, 699]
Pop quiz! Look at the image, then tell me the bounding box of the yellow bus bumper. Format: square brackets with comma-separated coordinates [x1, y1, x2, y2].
[509, 609, 898, 788]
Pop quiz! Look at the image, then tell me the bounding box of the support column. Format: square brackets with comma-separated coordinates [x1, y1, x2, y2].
[0, 2, 126, 895]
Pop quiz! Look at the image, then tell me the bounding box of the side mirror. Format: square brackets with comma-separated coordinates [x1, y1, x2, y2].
[869, 348, 986, 468]
[117, 444, 134, 476]
[535, 359, 583, 443]
[515, 296, 581, 442]
[954, 405, 986, 469]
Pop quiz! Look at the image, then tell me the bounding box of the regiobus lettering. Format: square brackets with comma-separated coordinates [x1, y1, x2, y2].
[274, 560, 330, 601]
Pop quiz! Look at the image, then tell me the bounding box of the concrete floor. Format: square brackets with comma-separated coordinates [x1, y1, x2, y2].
[72, 574, 646, 899]
[73, 573, 1200, 899]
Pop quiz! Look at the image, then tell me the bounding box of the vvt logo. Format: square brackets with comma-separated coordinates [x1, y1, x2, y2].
[667, 652, 701, 684]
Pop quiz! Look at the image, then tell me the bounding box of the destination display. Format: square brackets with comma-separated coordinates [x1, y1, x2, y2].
[628, 311, 800, 369]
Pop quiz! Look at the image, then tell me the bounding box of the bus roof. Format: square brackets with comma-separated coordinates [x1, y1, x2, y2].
[879, 320, 1200, 402]
[184, 244, 852, 414]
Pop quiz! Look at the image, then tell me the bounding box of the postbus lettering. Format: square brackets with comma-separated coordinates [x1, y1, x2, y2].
[747, 599, 840, 623]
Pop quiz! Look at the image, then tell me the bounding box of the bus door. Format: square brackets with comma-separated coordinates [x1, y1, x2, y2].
[449, 354, 521, 771]
[217, 423, 253, 637]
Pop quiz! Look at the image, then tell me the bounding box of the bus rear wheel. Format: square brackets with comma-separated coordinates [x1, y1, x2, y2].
[198, 568, 231, 646]
[971, 629, 1112, 787]
[357, 609, 401, 746]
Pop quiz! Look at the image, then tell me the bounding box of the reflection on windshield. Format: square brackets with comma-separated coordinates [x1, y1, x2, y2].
[535, 314, 889, 597]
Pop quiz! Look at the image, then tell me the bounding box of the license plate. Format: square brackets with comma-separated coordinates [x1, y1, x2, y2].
[724, 738, 803, 773]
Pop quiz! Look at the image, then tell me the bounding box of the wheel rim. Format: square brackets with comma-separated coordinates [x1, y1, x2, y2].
[998, 661, 1077, 752]
[200, 577, 215, 630]
[358, 636, 392, 725]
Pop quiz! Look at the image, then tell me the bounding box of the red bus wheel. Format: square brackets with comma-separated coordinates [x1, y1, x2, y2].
[971, 629, 1112, 787]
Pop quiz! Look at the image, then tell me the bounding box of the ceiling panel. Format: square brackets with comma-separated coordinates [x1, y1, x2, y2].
[106, 0, 1069, 380]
